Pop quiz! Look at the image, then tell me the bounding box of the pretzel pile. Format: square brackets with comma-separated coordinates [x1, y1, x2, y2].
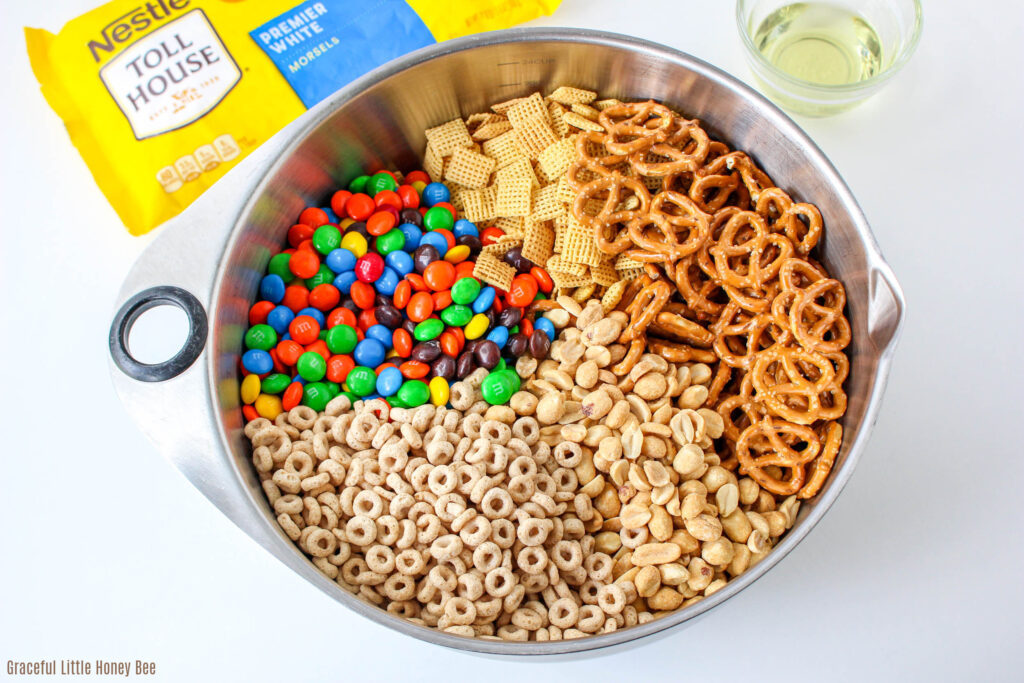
[568, 101, 850, 500]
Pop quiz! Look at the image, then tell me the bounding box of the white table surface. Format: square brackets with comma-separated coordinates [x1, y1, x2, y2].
[3, 1, 1023, 680]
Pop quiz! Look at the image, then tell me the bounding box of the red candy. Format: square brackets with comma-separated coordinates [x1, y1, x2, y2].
[299, 207, 329, 227]
[506, 274, 538, 307]
[282, 285, 309, 312]
[405, 170, 429, 184]
[393, 328, 413, 357]
[287, 223, 314, 247]
[406, 291, 434, 322]
[355, 252, 385, 282]
[374, 190, 402, 211]
[406, 273, 428, 291]
[357, 308, 377, 330]
[282, 382, 303, 411]
[289, 315, 320, 344]
[531, 266, 553, 293]
[397, 185, 419, 209]
[327, 306, 356, 329]
[248, 301, 274, 326]
[242, 405, 259, 422]
[432, 290, 452, 310]
[393, 280, 412, 309]
[276, 340, 303, 366]
[480, 226, 504, 246]
[423, 261, 455, 291]
[305, 339, 330, 361]
[346, 193, 375, 221]
[454, 262, 475, 280]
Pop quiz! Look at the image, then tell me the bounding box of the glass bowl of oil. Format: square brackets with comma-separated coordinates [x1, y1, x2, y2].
[736, 0, 922, 117]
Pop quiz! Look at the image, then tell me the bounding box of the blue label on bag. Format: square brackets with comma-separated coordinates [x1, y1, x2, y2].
[250, 0, 435, 108]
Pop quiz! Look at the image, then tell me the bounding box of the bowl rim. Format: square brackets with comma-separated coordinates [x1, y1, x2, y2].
[209, 26, 905, 656]
[734, 0, 924, 94]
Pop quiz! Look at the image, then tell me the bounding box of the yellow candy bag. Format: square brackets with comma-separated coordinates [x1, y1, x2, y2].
[26, 0, 561, 235]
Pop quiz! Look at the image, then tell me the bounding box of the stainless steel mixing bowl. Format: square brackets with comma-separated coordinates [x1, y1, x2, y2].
[108, 28, 904, 655]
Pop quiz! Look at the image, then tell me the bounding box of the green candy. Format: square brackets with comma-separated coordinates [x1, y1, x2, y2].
[414, 318, 444, 341]
[440, 304, 473, 327]
[367, 172, 397, 195]
[450, 277, 481, 305]
[346, 366, 377, 396]
[348, 175, 370, 193]
[325, 324, 357, 354]
[423, 206, 454, 232]
[388, 394, 408, 408]
[261, 373, 291, 394]
[267, 253, 294, 283]
[340, 391, 359, 405]
[296, 352, 326, 382]
[481, 370, 519, 405]
[305, 264, 334, 289]
[244, 324, 277, 351]
[312, 225, 341, 255]
[375, 228, 405, 255]
[302, 382, 331, 411]
[324, 381, 341, 397]
[397, 380, 429, 407]
[495, 359, 507, 372]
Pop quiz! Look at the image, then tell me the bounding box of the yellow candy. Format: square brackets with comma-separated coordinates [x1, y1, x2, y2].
[444, 245, 471, 264]
[385, 348, 400, 359]
[254, 393, 283, 420]
[429, 376, 450, 407]
[339, 217, 355, 229]
[411, 180, 427, 193]
[464, 313, 490, 340]
[240, 374, 262, 404]
[340, 231, 368, 257]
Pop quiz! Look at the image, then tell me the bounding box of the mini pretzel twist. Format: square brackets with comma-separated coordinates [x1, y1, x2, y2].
[598, 101, 676, 156]
[735, 417, 822, 496]
[750, 346, 847, 425]
[620, 279, 672, 343]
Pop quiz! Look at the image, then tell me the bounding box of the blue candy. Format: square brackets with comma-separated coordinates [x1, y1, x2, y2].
[266, 305, 295, 334]
[366, 324, 394, 349]
[296, 307, 326, 327]
[375, 266, 399, 296]
[472, 286, 497, 314]
[453, 219, 479, 238]
[535, 317, 556, 341]
[322, 207, 339, 224]
[326, 247, 357, 273]
[353, 338, 386, 368]
[375, 366, 403, 397]
[259, 274, 286, 304]
[419, 231, 448, 254]
[422, 182, 450, 207]
[289, 377, 307, 387]
[398, 223, 422, 251]
[333, 271, 358, 295]
[486, 325, 509, 350]
[242, 349, 273, 374]
[385, 250, 414, 276]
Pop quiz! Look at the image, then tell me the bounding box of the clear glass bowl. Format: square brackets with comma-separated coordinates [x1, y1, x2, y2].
[736, 0, 923, 117]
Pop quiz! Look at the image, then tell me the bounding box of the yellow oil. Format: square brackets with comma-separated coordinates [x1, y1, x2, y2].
[752, 3, 882, 85]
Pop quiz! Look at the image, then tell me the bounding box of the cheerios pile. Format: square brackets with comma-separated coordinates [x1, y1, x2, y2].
[247, 299, 801, 641]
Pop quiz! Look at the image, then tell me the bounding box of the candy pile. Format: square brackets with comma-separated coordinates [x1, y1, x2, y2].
[239, 170, 557, 421]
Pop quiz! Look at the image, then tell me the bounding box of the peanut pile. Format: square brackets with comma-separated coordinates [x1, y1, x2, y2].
[247, 299, 801, 641]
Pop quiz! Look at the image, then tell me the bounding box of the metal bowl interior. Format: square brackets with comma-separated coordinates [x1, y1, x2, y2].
[206, 29, 903, 655]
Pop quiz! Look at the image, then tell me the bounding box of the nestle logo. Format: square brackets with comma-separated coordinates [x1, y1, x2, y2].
[87, 0, 191, 63]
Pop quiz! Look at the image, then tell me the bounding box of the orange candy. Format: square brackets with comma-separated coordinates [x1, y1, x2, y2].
[326, 355, 354, 383]
[432, 290, 452, 310]
[480, 226, 504, 246]
[305, 339, 330, 360]
[330, 190, 352, 217]
[423, 261, 456, 291]
[289, 315, 320, 344]
[393, 328, 413, 357]
[406, 273, 428, 291]
[397, 185, 420, 209]
[393, 280, 412, 309]
[454, 261, 476, 279]
[520, 318, 534, 337]
[308, 283, 340, 311]
[346, 193, 375, 220]
[327, 306, 356, 329]
[288, 250, 320, 279]
[434, 228, 456, 251]
[298, 207, 329, 227]
[440, 330, 459, 357]
[374, 190, 402, 211]
[357, 308, 377, 330]
[242, 405, 259, 422]
[287, 223, 314, 247]
[399, 360, 430, 379]
[530, 266, 553, 293]
[282, 382, 303, 411]
[367, 211, 397, 236]
[406, 291, 434, 322]
[350, 280, 376, 309]
[276, 340, 303, 366]
[506, 273, 538, 307]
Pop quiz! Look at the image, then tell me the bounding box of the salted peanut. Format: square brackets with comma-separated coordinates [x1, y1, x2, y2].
[594, 485, 621, 519]
[746, 511, 770, 538]
[579, 473, 605, 498]
[703, 466, 736, 494]
[642, 461, 671, 488]
[689, 363, 712, 385]
[634, 565, 662, 598]
[559, 401, 584, 424]
[646, 587, 685, 611]
[779, 496, 801, 529]
[668, 528, 700, 555]
[701, 537, 735, 567]
[611, 550, 634, 579]
[575, 360, 600, 389]
[630, 542, 682, 566]
[584, 345, 612, 367]
[715, 483, 740, 518]
[582, 318, 622, 346]
[686, 557, 714, 592]
[605, 400, 631, 430]
[684, 514, 723, 542]
[619, 502, 652, 529]
[650, 483, 675, 507]
[681, 492, 706, 521]
[721, 509, 753, 543]
[594, 531, 622, 554]
[646, 505, 673, 542]
[621, 427, 643, 461]
[697, 408, 725, 439]
[581, 389, 613, 420]
[561, 423, 587, 443]
[678, 384, 708, 409]
[764, 511, 789, 538]
[753, 490, 777, 513]
[658, 562, 688, 587]
[536, 393, 565, 425]
[633, 373, 668, 400]
[546, 308, 572, 329]
[627, 464, 652, 492]
[728, 544, 751, 577]
[746, 529, 768, 554]
[672, 444, 704, 478]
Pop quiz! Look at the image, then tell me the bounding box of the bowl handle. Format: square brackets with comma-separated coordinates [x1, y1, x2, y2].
[867, 260, 907, 353]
